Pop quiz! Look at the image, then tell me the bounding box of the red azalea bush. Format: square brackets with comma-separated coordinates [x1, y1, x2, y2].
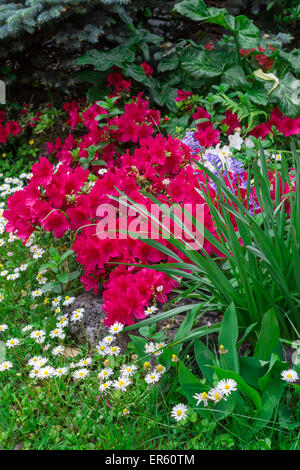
[3, 91, 297, 326]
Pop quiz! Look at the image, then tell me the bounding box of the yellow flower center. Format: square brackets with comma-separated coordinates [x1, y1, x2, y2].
[287, 373, 292, 378]
[119, 381, 124, 386]
[177, 410, 182, 416]
[225, 385, 230, 390]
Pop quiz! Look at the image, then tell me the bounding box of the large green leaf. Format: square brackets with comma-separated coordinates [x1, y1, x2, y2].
[279, 49, 300, 75]
[158, 54, 179, 73]
[266, 73, 300, 118]
[174, 0, 235, 30]
[235, 15, 260, 49]
[218, 302, 239, 373]
[182, 50, 233, 79]
[254, 308, 280, 361]
[77, 46, 135, 71]
[222, 65, 248, 89]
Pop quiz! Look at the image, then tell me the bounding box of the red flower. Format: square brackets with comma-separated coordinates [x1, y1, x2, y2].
[140, 61, 154, 77]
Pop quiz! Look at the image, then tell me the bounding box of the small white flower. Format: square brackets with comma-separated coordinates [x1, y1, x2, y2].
[52, 297, 62, 307]
[155, 364, 166, 375]
[145, 371, 161, 384]
[103, 335, 115, 345]
[73, 368, 89, 380]
[217, 379, 237, 396]
[107, 345, 121, 357]
[6, 338, 20, 348]
[113, 377, 131, 391]
[38, 366, 55, 379]
[98, 168, 108, 176]
[120, 364, 138, 377]
[281, 369, 299, 383]
[29, 368, 41, 378]
[57, 315, 68, 328]
[0, 361, 13, 371]
[63, 296, 75, 306]
[145, 305, 158, 316]
[98, 368, 114, 380]
[145, 342, 155, 354]
[28, 356, 45, 367]
[108, 322, 124, 335]
[19, 263, 28, 272]
[193, 391, 209, 407]
[71, 310, 84, 322]
[54, 367, 69, 377]
[99, 381, 112, 392]
[171, 404, 188, 422]
[22, 325, 33, 332]
[0, 293, 4, 302]
[30, 330, 46, 341]
[0, 324, 8, 332]
[49, 328, 65, 340]
[207, 387, 224, 403]
[96, 341, 107, 356]
[33, 248, 45, 259]
[31, 289, 43, 298]
[156, 285, 164, 292]
[52, 345, 65, 356]
[77, 357, 92, 367]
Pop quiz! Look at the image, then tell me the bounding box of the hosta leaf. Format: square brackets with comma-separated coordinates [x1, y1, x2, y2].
[122, 63, 151, 87]
[158, 53, 179, 73]
[174, 0, 235, 31]
[279, 49, 300, 74]
[265, 73, 300, 118]
[77, 47, 135, 71]
[182, 50, 233, 79]
[235, 15, 260, 49]
[222, 65, 248, 89]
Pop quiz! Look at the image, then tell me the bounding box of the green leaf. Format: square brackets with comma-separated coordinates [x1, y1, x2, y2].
[254, 308, 280, 361]
[279, 49, 300, 74]
[122, 63, 151, 87]
[234, 15, 260, 49]
[158, 54, 179, 73]
[174, 0, 235, 31]
[77, 46, 135, 71]
[172, 305, 200, 354]
[218, 302, 239, 373]
[266, 73, 300, 118]
[194, 339, 215, 382]
[129, 335, 149, 362]
[222, 65, 248, 89]
[182, 50, 232, 79]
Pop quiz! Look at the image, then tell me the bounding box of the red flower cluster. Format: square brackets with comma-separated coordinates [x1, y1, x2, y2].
[0, 111, 22, 144]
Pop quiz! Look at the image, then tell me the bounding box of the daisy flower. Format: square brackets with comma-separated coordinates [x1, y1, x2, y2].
[113, 377, 131, 391]
[153, 342, 166, 357]
[31, 289, 43, 298]
[71, 310, 84, 322]
[107, 345, 121, 357]
[145, 371, 161, 384]
[33, 248, 45, 259]
[145, 306, 158, 316]
[28, 356, 46, 367]
[120, 364, 138, 377]
[73, 368, 89, 380]
[98, 368, 114, 380]
[145, 342, 155, 354]
[49, 328, 65, 340]
[0, 361, 13, 371]
[57, 315, 68, 328]
[54, 367, 69, 377]
[22, 325, 33, 332]
[6, 338, 20, 349]
[38, 366, 55, 379]
[171, 404, 188, 422]
[281, 369, 299, 383]
[122, 408, 130, 416]
[77, 357, 92, 367]
[96, 342, 107, 356]
[108, 322, 124, 335]
[208, 387, 224, 403]
[217, 379, 237, 396]
[30, 330, 46, 341]
[193, 391, 209, 407]
[52, 345, 65, 356]
[63, 296, 75, 306]
[29, 368, 41, 378]
[0, 324, 8, 333]
[155, 364, 166, 375]
[52, 297, 62, 307]
[99, 381, 112, 392]
[103, 335, 115, 345]
[0, 293, 4, 302]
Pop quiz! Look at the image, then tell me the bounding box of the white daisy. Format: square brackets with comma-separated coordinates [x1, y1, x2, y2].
[113, 377, 131, 391]
[207, 387, 224, 403]
[217, 379, 237, 396]
[49, 328, 65, 340]
[108, 322, 124, 335]
[0, 324, 8, 332]
[99, 381, 112, 392]
[0, 361, 13, 371]
[96, 342, 108, 356]
[63, 296, 75, 306]
[120, 364, 138, 377]
[281, 369, 299, 383]
[54, 367, 69, 377]
[52, 345, 65, 356]
[107, 345, 120, 357]
[193, 391, 209, 407]
[103, 335, 115, 345]
[77, 357, 92, 367]
[6, 338, 20, 348]
[98, 368, 114, 380]
[73, 368, 89, 380]
[171, 404, 188, 422]
[145, 371, 161, 384]
[38, 366, 55, 379]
